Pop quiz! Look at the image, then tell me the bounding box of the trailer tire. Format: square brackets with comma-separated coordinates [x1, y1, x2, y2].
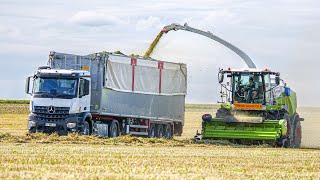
[148, 124, 156, 138]
[164, 124, 172, 139]
[109, 121, 119, 138]
[155, 124, 164, 138]
[174, 123, 183, 136]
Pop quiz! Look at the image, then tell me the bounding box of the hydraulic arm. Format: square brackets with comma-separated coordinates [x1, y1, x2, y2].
[143, 23, 256, 68]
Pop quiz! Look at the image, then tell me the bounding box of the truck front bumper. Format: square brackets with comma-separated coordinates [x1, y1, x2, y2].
[28, 113, 81, 135]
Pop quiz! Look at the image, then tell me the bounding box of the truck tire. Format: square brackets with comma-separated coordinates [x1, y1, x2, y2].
[28, 128, 36, 134]
[164, 124, 172, 139]
[148, 124, 156, 138]
[82, 121, 90, 135]
[155, 124, 164, 138]
[293, 117, 302, 148]
[109, 121, 119, 138]
[216, 108, 231, 118]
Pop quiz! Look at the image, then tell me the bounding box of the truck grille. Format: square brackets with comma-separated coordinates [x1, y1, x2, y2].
[34, 106, 70, 122]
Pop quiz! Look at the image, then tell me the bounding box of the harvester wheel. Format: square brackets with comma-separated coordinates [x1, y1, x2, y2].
[216, 108, 231, 118]
[148, 124, 156, 138]
[293, 118, 302, 148]
[155, 124, 164, 138]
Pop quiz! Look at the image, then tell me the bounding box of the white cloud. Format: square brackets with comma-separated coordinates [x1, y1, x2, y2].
[135, 16, 164, 31]
[69, 10, 123, 26]
[0, 26, 20, 37]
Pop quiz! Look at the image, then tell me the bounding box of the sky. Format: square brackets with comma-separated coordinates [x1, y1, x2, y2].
[0, 0, 319, 106]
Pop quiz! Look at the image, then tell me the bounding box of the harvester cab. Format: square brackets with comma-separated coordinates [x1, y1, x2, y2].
[217, 68, 281, 107]
[198, 68, 303, 148]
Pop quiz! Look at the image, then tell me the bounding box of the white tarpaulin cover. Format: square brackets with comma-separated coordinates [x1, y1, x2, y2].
[106, 55, 187, 95]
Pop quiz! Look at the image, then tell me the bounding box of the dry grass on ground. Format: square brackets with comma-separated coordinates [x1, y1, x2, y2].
[1, 142, 319, 179]
[0, 102, 319, 179]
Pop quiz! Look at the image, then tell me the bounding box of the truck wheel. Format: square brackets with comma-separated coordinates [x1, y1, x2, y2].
[164, 124, 172, 139]
[155, 124, 164, 138]
[109, 121, 119, 138]
[82, 121, 90, 135]
[28, 128, 36, 134]
[216, 108, 231, 118]
[148, 124, 156, 138]
[293, 118, 302, 148]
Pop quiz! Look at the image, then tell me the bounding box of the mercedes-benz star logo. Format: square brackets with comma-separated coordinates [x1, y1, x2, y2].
[48, 106, 55, 114]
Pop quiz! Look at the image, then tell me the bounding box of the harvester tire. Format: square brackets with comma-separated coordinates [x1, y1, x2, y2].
[216, 108, 231, 118]
[293, 117, 302, 148]
[284, 113, 294, 148]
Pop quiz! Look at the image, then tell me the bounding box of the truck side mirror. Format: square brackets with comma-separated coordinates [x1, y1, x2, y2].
[218, 72, 224, 83]
[25, 77, 32, 94]
[275, 76, 280, 86]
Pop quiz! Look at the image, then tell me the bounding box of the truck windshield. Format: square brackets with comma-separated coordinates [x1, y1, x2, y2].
[33, 78, 78, 98]
[233, 73, 264, 104]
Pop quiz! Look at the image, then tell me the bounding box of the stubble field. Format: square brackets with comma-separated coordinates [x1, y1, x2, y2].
[0, 101, 319, 179]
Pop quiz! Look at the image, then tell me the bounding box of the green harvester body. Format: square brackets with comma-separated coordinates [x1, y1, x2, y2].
[200, 69, 302, 147]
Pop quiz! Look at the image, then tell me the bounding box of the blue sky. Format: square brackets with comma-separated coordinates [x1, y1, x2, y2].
[0, 0, 319, 106]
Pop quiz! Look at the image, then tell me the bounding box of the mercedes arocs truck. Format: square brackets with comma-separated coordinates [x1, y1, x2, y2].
[25, 51, 187, 138]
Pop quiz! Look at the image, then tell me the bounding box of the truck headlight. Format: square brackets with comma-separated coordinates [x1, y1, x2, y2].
[67, 122, 77, 129]
[28, 121, 36, 129]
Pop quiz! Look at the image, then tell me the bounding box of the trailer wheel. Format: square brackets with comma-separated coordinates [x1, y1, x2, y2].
[109, 121, 119, 138]
[164, 124, 172, 139]
[174, 123, 183, 136]
[155, 124, 164, 138]
[148, 124, 156, 138]
[293, 118, 302, 148]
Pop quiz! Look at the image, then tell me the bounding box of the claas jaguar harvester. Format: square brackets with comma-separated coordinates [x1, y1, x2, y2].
[199, 68, 303, 148]
[145, 23, 303, 148]
[25, 51, 187, 138]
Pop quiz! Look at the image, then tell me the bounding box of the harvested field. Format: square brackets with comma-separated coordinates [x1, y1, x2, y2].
[0, 102, 319, 179]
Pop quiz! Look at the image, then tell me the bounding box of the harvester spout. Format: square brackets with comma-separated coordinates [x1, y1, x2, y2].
[143, 23, 256, 68]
